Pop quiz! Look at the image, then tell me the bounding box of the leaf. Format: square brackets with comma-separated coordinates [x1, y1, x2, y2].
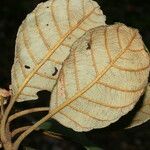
[11, 0, 106, 102]
[50, 23, 150, 132]
[39, 120, 102, 150]
[23, 147, 36, 150]
[85, 146, 103, 150]
[128, 83, 150, 128]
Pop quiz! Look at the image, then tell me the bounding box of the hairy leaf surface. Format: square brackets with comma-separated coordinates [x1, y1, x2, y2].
[11, 0, 106, 102]
[50, 23, 150, 132]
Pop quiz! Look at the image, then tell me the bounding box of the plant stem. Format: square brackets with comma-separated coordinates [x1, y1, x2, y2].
[1, 98, 4, 116]
[13, 114, 51, 150]
[43, 131, 63, 140]
[1, 98, 16, 148]
[8, 107, 49, 123]
[11, 126, 31, 138]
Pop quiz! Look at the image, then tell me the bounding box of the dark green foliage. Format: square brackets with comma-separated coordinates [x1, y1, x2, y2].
[39, 120, 102, 150]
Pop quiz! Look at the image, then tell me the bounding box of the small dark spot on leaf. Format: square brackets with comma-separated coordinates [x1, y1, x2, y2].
[46, 24, 49, 26]
[52, 67, 58, 76]
[46, 6, 49, 8]
[25, 65, 30, 69]
[87, 42, 91, 50]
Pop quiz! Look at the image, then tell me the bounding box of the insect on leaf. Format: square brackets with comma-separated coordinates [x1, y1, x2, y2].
[11, 0, 106, 102]
[50, 23, 150, 132]
[128, 83, 150, 128]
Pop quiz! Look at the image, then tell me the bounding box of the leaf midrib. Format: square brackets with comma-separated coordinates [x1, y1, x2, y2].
[13, 7, 98, 101]
[49, 31, 137, 116]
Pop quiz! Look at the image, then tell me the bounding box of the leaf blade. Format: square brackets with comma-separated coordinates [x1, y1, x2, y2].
[11, 0, 106, 102]
[50, 23, 150, 131]
[128, 83, 150, 128]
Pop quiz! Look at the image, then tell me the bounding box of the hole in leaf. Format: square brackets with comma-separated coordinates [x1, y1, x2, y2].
[36, 90, 51, 107]
[25, 65, 31, 69]
[52, 67, 58, 76]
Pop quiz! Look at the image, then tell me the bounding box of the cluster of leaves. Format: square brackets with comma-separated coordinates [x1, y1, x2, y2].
[0, 0, 150, 150]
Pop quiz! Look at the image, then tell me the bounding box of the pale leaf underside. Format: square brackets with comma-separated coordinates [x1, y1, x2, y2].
[11, 0, 106, 102]
[50, 23, 150, 132]
[128, 83, 150, 128]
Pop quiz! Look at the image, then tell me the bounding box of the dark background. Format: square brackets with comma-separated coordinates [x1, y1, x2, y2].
[0, 0, 150, 150]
